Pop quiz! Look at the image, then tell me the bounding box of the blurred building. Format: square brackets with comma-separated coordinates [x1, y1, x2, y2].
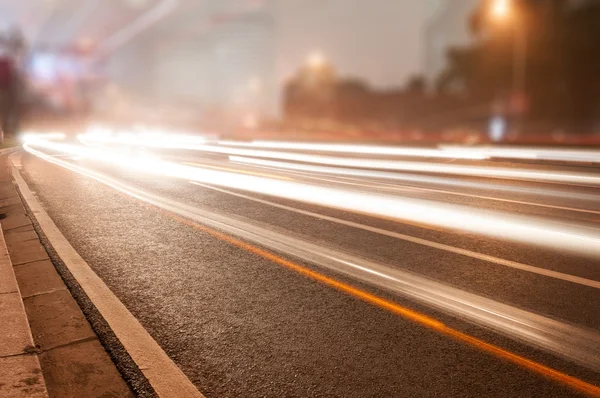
[424, 0, 479, 91]
[103, 0, 277, 126]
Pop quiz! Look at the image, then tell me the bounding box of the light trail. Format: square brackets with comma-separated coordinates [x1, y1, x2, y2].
[78, 129, 600, 185]
[217, 140, 490, 160]
[219, 140, 600, 164]
[79, 126, 210, 148]
[439, 145, 600, 163]
[224, 157, 600, 216]
[229, 156, 600, 203]
[21, 132, 66, 142]
[23, 137, 600, 257]
[182, 162, 291, 181]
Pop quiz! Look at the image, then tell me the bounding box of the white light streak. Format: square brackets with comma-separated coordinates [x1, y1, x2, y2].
[79, 131, 600, 186]
[439, 145, 600, 163]
[23, 137, 600, 258]
[218, 141, 600, 164]
[78, 126, 209, 149]
[21, 132, 66, 143]
[216, 140, 489, 160]
[229, 156, 600, 202]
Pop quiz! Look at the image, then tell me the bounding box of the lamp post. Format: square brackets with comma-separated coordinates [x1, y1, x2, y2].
[491, 0, 527, 134]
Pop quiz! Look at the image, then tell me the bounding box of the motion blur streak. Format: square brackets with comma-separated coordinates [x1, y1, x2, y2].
[79, 127, 209, 148]
[21, 132, 66, 142]
[439, 145, 600, 163]
[15, 146, 600, 374]
[78, 130, 600, 185]
[217, 140, 490, 160]
[220, 140, 600, 164]
[24, 137, 600, 257]
[223, 160, 600, 216]
[230, 156, 600, 202]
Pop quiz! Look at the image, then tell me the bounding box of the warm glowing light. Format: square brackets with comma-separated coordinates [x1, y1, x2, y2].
[491, 0, 511, 19]
[20, 132, 66, 143]
[307, 51, 326, 70]
[78, 126, 211, 148]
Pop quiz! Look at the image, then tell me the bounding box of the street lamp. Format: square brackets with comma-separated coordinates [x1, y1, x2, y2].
[307, 51, 326, 71]
[491, 0, 510, 18]
[490, 0, 527, 134]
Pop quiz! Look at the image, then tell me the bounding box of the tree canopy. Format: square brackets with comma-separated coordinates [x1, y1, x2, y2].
[438, 0, 600, 131]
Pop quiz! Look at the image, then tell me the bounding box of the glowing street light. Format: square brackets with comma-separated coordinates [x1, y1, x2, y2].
[491, 0, 511, 19]
[307, 51, 326, 70]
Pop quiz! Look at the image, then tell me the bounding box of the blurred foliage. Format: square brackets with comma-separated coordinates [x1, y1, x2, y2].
[438, 0, 600, 131]
[404, 75, 426, 95]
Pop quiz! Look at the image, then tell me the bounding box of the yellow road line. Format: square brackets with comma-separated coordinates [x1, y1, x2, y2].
[183, 162, 291, 180]
[162, 209, 600, 397]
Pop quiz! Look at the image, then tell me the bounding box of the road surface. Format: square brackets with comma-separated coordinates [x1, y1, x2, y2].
[14, 135, 600, 397]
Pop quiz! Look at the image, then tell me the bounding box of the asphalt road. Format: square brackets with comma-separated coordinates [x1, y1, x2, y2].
[16, 139, 600, 397]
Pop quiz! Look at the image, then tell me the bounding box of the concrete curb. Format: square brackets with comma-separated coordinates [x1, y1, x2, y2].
[10, 152, 204, 398]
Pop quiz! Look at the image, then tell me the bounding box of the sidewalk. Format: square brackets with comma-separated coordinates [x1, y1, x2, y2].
[0, 150, 134, 397]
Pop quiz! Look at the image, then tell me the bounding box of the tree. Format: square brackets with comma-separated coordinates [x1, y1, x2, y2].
[405, 75, 426, 95]
[438, 0, 600, 131]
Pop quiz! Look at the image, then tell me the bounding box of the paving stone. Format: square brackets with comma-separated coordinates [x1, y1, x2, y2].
[1, 213, 32, 232]
[39, 339, 134, 398]
[0, 203, 26, 216]
[0, 184, 17, 200]
[14, 260, 66, 299]
[0, 354, 48, 398]
[23, 289, 96, 351]
[0, 195, 21, 208]
[7, 240, 49, 266]
[0, 293, 35, 357]
[0, 258, 19, 294]
[3, 225, 36, 236]
[3, 228, 39, 247]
